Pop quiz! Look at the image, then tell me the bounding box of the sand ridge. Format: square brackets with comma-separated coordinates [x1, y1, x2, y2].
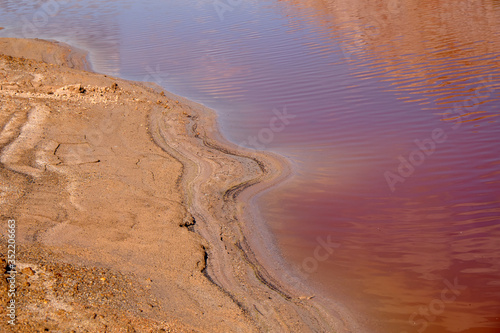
[0, 38, 360, 332]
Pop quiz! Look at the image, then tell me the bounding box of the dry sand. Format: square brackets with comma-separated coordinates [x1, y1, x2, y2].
[0, 38, 361, 332]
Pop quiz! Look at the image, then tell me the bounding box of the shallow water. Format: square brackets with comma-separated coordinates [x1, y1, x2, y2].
[1, 0, 500, 332]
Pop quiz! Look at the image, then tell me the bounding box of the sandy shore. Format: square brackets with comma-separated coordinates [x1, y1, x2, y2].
[0, 38, 361, 332]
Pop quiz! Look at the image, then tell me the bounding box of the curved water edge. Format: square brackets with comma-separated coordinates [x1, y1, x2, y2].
[3, 1, 499, 330]
[3, 37, 366, 331]
[0, 37, 92, 71]
[145, 80, 368, 331]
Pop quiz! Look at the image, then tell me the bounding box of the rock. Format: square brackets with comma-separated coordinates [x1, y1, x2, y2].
[21, 267, 36, 277]
[57, 84, 85, 94]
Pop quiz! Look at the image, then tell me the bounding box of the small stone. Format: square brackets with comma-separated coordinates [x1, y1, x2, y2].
[22, 267, 36, 277]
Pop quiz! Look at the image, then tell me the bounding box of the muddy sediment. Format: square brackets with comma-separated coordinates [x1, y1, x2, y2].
[0, 38, 360, 332]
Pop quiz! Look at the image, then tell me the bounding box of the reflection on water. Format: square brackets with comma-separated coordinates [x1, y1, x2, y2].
[1, 0, 500, 332]
[260, 1, 500, 332]
[0, 0, 126, 74]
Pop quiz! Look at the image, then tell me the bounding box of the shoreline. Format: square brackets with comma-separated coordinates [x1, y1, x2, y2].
[0, 38, 362, 332]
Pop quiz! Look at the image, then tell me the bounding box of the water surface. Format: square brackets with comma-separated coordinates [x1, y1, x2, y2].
[1, 0, 500, 332]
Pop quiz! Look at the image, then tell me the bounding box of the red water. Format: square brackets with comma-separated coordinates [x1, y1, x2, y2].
[257, 1, 500, 332]
[1, 0, 500, 331]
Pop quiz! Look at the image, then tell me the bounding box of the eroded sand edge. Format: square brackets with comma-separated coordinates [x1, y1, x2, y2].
[0, 38, 361, 332]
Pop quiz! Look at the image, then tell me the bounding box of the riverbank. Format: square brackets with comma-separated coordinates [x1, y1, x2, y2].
[0, 38, 360, 332]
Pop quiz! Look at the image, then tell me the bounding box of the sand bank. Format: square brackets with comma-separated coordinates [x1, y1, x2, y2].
[0, 38, 361, 332]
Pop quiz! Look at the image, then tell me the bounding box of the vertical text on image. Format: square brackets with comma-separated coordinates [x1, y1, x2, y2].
[6, 218, 17, 325]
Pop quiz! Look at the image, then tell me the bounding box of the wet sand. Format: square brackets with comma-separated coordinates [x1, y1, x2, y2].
[0, 38, 362, 332]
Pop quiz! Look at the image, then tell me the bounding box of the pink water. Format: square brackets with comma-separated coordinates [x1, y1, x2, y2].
[1, 0, 500, 331]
